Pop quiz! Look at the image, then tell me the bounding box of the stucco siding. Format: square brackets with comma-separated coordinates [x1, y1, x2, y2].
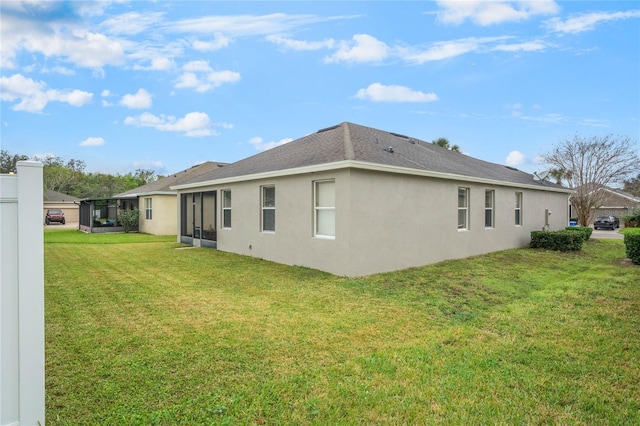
[178, 168, 569, 276]
[342, 169, 569, 275]
[139, 194, 177, 235]
[210, 170, 353, 275]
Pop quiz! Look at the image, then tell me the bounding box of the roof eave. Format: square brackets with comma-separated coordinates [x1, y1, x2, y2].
[171, 160, 573, 194]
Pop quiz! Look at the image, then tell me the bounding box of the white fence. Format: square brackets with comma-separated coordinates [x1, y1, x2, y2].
[1, 161, 45, 426]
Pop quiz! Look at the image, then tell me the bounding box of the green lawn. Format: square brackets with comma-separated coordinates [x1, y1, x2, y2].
[45, 230, 640, 425]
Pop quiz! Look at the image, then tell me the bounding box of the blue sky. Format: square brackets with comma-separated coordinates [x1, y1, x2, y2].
[1, 1, 639, 176]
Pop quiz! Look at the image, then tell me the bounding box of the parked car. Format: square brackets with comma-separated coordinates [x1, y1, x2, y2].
[45, 209, 65, 225]
[593, 215, 619, 230]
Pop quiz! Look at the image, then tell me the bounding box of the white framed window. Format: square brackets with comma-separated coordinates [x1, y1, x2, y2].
[222, 190, 231, 229]
[314, 180, 335, 238]
[515, 192, 523, 226]
[145, 197, 152, 220]
[458, 187, 469, 230]
[261, 186, 275, 232]
[485, 190, 494, 228]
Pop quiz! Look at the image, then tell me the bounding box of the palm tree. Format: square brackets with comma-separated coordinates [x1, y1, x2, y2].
[432, 137, 461, 153]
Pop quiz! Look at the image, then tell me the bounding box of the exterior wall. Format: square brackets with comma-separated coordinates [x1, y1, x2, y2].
[179, 170, 352, 274]
[139, 194, 178, 235]
[180, 168, 569, 277]
[43, 202, 79, 223]
[343, 169, 569, 276]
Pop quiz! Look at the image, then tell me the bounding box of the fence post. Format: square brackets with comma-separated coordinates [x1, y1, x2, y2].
[0, 161, 45, 426]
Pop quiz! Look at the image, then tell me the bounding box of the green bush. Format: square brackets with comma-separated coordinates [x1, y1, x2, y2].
[623, 229, 640, 265]
[531, 230, 584, 251]
[118, 208, 140, 233]
[621, 208, 640, 228]
[564, 226, 593, 241]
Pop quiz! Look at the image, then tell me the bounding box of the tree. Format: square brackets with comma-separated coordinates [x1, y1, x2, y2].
[623, 173, 640, 197]
[33, 155, 87, 195]
[432, 137, 461, 153]
[0, 150, 29, 173]
[539, 134, 640, 226]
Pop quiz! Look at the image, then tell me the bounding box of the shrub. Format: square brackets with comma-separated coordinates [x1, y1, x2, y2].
[620, 208, 640, 228]
[119, 208, 140, 233]
[531, 230, 584, 251]
[623, 228, 640, 264]
[564, 226, 593, 241]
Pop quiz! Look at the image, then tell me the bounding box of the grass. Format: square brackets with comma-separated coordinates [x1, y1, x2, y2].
[45, 230, 640, 425]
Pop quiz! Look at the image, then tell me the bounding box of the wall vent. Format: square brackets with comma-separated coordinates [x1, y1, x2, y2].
[384, 146, 394, 153]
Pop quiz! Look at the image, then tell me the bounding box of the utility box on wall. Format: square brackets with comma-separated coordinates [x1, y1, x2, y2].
[1, 161, 45, 426]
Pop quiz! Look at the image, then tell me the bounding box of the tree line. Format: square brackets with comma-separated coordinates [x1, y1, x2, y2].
[1, 150, 157, 199]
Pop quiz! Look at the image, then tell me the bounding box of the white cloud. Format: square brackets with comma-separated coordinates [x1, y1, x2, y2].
[79, 137, 106, 147]
[101, 89, 111, 97]
[436, 0, 559, 26]
[175, 61, 241, 93]
[132, 160, 164, 169]
[119, 88, 152, 109]
[0, 74, 93, 113]
[168, 13, 355, 37]
[355, 83, 438, 103]
[402, 37, 508, 64]
[267, 35, 335, 51]
[249, 136, 294, 152]
[192, 34, 231, 51]
[325, 34, 389, 64]
[42, 66, 76, 76]
[183, 60, 213, 72]
[506, 150, 526, 166]
[100, 11, 165, 36]
[493, 40, 547, 52]
[545, 10, 640, 34]
[124, 111, 218, 137]
[132, 56, 174, 71]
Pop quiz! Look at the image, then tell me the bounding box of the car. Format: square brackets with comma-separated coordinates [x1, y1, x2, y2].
[45, 209, 65, 225]
[593, 215, 619, 230]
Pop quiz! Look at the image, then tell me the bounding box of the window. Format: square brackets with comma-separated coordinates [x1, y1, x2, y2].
[458, 187, 469, 230]
[145, 197, 152, 220]
[222, 190, 231, 229]
[314, 180, 335, 238]
[485, 190, 494, 228]
[515, 192, 523, 226]
[261, 186, 275, 232]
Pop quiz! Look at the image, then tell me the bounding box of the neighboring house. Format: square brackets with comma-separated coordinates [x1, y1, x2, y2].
[43, 189, 79, 224]
[172, 122, 572, 277]
[79, 162, 227, 234]
[570, 185, 640, 222]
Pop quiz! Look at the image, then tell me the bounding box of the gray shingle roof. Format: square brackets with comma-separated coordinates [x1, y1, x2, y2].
[178, 122, 564, 189]
[116, 161, 228, 197]
[44, 189, 80, 202]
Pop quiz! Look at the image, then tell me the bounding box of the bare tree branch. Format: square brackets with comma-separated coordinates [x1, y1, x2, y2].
[540, 134, 640, 226]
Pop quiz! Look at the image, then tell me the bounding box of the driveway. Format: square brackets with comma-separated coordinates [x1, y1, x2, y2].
[44, 222, 79, 230]
[591, 228, 624, 240]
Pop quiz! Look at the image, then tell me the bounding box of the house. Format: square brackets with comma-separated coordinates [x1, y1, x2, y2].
[172, 122, 572, 276]
[43, 189, 80, 224]
[570, 185, 640, 223]
[78, 161, 227, 234]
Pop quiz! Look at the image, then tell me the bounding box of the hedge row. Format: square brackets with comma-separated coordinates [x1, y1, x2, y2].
[624, 229, 640, 265]
[530, 230, 584, 251]
[564, 226, 593, 241]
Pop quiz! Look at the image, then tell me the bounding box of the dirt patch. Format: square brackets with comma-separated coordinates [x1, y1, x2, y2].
[619, 258, 638, 267]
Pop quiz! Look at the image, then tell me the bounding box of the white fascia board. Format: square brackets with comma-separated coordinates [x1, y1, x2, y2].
[119, 191, 175, 198]
[171, 160, 574, 194]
